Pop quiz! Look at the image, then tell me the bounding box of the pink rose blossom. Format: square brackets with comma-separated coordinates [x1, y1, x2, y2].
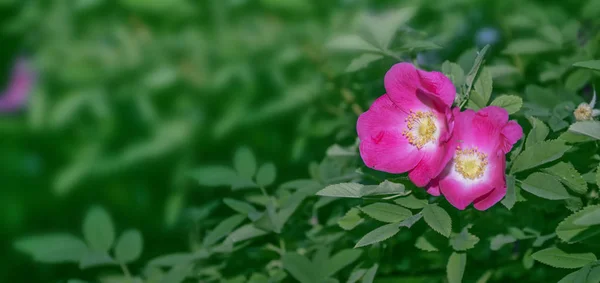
[357, 63, 456, 187]
[0, 57, 36, 113]
[427, 106, 523, 210]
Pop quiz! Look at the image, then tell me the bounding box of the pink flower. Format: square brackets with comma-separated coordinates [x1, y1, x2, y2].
[427, 106, 523, 210]
[356, 63, 456, 187]
[0, 57, 36, 113]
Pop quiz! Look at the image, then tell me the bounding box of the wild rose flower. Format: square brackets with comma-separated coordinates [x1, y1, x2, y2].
[427, 106, 523, 210]
[0, 57, 36, 113]
[357, 63, 456, 187]
[574, 90, 599, 121]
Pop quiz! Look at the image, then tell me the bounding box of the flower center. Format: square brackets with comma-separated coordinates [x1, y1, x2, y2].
[454, 147, 488, 180]
[402, 111, 437, 149]
[574, 103, 593, 121]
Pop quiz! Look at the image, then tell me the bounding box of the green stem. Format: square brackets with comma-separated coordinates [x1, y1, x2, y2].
[119, 262, 133, 282]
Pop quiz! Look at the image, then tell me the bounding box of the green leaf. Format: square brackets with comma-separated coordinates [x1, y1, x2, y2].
[597, 164, 600, 187]
[490, 95, 523, 114]
[204, 214, 246, 247]
[348, 269, 367, 283]
[502, 39, 560, 55]
[345, 54, 383, 73]
[148, 253, 196, 267]
[558, 265, 598, 283]
[510, 140, 571, 174]
[520, 172, 570, 200]
[14, 234, 87, 263]
[234, 147, 257, 179]
[326, 35, 381, 53]
[556, 205, 600, 243]
[338, 208, 363, 231]
[423, 204, 452, 237]
[256, 163, 276, 187]
[364, 7, 416, 49]
[189, 166, 237, 187]
[324, 249, 363, 277]
[361, 264, 378, 283]
[559, 131, 595, 143]
[525, 117, 549, 149]
[523, 248, 534, 269]
[161, 263, 192, 283]
[501, 175, 517, 209]
[469, 67, 493, 109]
[569, 121, 600, 140]
[114, 229, 143, 263]
[355, 223, 401, 248]
[394, 194, 428, 209]
[316, 183, 363, 198]
[532, 247, 596, 269]
[415, 236, 438, 252]
[450, 226, 480, 251]
[360, 203, 412, 223]
[490, 234, 517, 251]
[543, 162, 587, 195]
[447, 252, 466, 283]
[360, 180, 407, 197]
[573, 207, 600, 226]
[282, 253, 317, 283]
[442, 61, 466, 90]
[223, 198, 258, 215]
[573, 60, 600, 71]
[465, 45, 490, 97]
[79, 251, 117, 269]
[83, 207, 115, 252]
[565, 69, 592, 92]
[225, 224, 268, 243]
[399, 40, 442, 52]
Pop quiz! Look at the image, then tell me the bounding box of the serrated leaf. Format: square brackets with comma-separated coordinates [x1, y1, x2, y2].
[223, 198, 258, 215]
[532, 247, 596, 269]
[114, 229, 143, 263]
[447, 252, 466, 283]
[543, 162, 587, 195]
[525, 117, 549, 149]
[490, 234, 517, 251]
[338, 208, 363, 230]
[203, 214, 246, 247]
[361, 264, 378, 283]
[510, 140, 571, 174]
[355, 223, 401, 248]
[282, 253, 317, 283]
[326, 35, 381, 53]
[189, 166, 237, 187]
[559, 131, 595, 143]
[394, 194, 428, 209]
[469, 67, 493, 109]
[573, 60, 600, 71]
[316, 183, 363, 198]
[83, 207, 115, 252]
[14, 234, 87, 263]
[490, 95, 523, 114]
[501, 175, 517, 209]
[256, 163, 276, 187]
[399, 40, 442, 52]
[442, 61, 466, 89]
[520, 172, 571, 200]
[360, 180, 407, 197]
[558, 265, 595, 283]
[345, 54, 383, 73]
[465, 45, 490, 97]
[324, 249, 363, 277]
[423, 204, 452, 237]
[234, 147, 257, 179]
[569, 121, 600, 140]
[415, 236, 438, 252]
[556, 205, 600, 243]
[573, 207, 600, 226]
[360, 203, 412, 223]
[450, 226, 480, 251]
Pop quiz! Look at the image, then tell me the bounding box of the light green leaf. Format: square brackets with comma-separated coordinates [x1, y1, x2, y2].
[394, 194, 428, 209]
[345, 54, 383, 73]
[510, 140, 571, 174]
[559, 131, 595, 143]
[364, 7, 416, 49]
[490, 234, 517, 251]
[79, 251, 117, 269]
[543, 162, 587, 195]
[469, 67, 493, 109]
[114, 229, 143, 263]
[502, 39, 560, 55]
[316, 183, 363, 198]
[423, 204, 452, 237]
[14, 234, 87, 263]
[573, 207, 600, 226]
[360, 180, 407, 197]
[525, 117, 549, 149]
[447, 252, 466, 283]
[399, 213, 423, 228]
[326, 35, 381, 53]
[523, 248, 534, 269]
[565, 69, 592, 92]
[282, 253, 317, 283]
[223, 198, 258, 215]
[161, 263, 192, 283]
[355, 223, 401, 248]
[148, 253, 195, 267]
[415, 236, 438, 252]
[234, 147, 257, 179]
[532, 247, 596, 269]
[338, 208, 363, 231]
[248, 273, 269, 283]
[189, 166, 237, 187]
[520, 172, 570, 200]
[558, 265, 596, 283]
[204, 214, 246, 247]
[597, 164, 600, 187]
[361, 264, 378, 283]
[450, 226, 480, 251]
[573, 60, 600, 71]
[83, 207, 115, 252]
[360, 203, 412, 223]
[539, 25, 563, 45]
[225, 224, 268, 243]
[465, 45, 490, 96]
[324, 249, 363, 277]
[569, 121, 600, 140]
[256, 163, 276, 187]
[490, 95, 523, 114]
[501, 175, 517, 210]
[556, 205, 600, 243]
[399, 40, 442, 52]
[442, 61, 466, 89]
[347, 269, 367, 283]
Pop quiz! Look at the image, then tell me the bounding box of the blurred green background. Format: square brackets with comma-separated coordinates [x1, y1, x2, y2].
[1, 0, 598, 282]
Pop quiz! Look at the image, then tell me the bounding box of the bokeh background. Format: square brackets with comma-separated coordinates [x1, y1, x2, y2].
[1, 0, 599, 282]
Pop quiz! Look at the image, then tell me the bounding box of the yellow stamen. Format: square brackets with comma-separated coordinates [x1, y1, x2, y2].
[454, 147, 488, 180]
[402, 111, 437, 149]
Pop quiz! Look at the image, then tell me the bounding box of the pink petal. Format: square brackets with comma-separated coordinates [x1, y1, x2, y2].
[417, 69, 456, 108]
[500, 120, 523, 154]
[357, 94, 423, 173]
[473, 185, 507, 210]
[408, 135, 454, 187]
[427, 179, 441, 196]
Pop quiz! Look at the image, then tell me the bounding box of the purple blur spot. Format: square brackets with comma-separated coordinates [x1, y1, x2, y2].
[0, 57, 36, 113]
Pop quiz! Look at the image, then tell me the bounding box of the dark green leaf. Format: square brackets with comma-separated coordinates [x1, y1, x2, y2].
[223, 198, 258, 215]
[282, 253, 317, 283]
[361, 264, 378, 283]
[204, 214, 246, 247]
[189, 166, 237, 187]
[355, 223, 401, 248]
[525, 117, 549, 148]
[543, 162, 587, 194]
[501, 175, 517, 209]
[324, 249, 362, 277]
[510, 140, 571, 174]
[326, 35, 381, 53]
[565, 69, 591, 92]
[520, 172, 571, 200]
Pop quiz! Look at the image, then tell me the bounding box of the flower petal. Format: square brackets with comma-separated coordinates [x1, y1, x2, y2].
[408, 139, 453, 187]
[473, 185, 507, 211]
[417, 69, 456, 108]
[357, 94, 423, 173]
[384, 63, 424, 111]
[500, 120, 523, 154]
